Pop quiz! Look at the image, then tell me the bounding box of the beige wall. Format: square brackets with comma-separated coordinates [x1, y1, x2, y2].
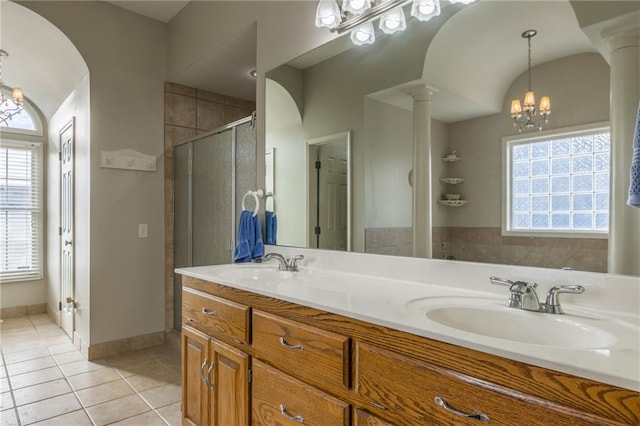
[447, 53, 610, 228]
[22, 1, 168, 345]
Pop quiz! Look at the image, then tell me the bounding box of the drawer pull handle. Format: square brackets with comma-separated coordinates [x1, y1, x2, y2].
[434, 396, 490, 423]
[201, 308, 217, 316]
[279, 404, 304, 423]
[207, 361, 215, 390]
[200, 358, 209, 386]
[279, 337, 304, 351]
[371, 401, 388, 410]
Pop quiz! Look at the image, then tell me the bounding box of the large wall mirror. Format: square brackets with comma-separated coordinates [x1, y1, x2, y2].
[265, 0, 638, 274]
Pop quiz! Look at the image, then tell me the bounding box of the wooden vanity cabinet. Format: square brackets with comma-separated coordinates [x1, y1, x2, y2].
[181, 276, 640, 426]
[182, 324, 250, 426]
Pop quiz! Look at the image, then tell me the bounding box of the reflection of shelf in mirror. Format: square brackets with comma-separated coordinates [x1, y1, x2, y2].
[442, 157, 461, 162]
[438, 200, 469, 207]
[440, 178, 464, 184]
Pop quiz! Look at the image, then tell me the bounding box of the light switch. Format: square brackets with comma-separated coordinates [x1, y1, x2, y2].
[138, 224, 148, 238]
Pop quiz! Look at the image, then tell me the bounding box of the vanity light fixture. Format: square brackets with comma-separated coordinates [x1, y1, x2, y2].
[0, 49, 25, 127]
[510, 30, 551, 132]
[315, 0, 476, 45]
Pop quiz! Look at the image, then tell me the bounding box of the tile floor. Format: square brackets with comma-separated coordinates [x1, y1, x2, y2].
[0, 315, 182, 426]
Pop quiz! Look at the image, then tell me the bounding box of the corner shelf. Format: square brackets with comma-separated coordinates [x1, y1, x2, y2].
[441, 157, 462, 163]
[438, 200, 469, 207]
[439, 177, 464, 185]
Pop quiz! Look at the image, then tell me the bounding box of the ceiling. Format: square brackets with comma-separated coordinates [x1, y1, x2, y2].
[103, 1, 189, 23]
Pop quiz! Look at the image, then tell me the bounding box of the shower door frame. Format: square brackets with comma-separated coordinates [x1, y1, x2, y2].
[173, 114, 256, 330]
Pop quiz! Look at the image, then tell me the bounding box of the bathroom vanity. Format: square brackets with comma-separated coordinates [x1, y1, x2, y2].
[177, 250, 639, 426]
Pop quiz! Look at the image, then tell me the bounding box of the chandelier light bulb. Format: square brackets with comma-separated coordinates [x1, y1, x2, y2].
[12, 87, 24, 105]
[379, 7, 406, 34]
[350, 22, 375, 45]
[411, 0, 441, 22]
[315, 0, 341, 29]
[539, 96, 551, 116]
[343, 0, 371, 15]
[523, 90, 536, 112]
[510, 99, 523, 119]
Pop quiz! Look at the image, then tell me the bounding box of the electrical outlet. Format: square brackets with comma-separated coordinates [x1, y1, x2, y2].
[138, 224, 148, 238]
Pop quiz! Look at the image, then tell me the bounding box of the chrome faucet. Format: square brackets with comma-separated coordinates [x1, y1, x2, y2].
[262, 253, 305, 272]
[489, 277, 585, 314]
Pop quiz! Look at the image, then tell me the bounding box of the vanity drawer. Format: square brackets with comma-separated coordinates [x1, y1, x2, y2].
[252, 360, 349, 426]
[252, 310, 350, 389]
[355, 342, 602, 426]
[182, 287, 250, 345]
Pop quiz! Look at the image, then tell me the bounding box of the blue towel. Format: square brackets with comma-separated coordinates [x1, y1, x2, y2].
[628, 101, 640, 208]
[233, 210, 264, 263]
[265, 210, 277, 245]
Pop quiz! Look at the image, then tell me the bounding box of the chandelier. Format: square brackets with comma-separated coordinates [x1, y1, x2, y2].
[510, 30, 551, 132]
[315, 0, 476, 46]
[0, 49, 25, 127]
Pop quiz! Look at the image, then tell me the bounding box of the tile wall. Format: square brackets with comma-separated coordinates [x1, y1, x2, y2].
[365, 226, 607, 273]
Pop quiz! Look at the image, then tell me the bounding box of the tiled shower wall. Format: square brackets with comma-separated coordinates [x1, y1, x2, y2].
[163, 82, 255, 332]
[365, 226, 607, 273]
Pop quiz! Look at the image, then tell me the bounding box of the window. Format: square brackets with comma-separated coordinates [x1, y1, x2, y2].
[0, 140, 43, 282]
[503, 124, 610, 236]
[0, 87, 43, 135]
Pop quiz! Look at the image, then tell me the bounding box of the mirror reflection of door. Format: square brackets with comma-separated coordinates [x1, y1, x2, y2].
[308, 139, 349, 250]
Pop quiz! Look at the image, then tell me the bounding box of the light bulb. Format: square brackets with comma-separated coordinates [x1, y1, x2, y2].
[315, 0, 341, 29]
[343, 0, 371, 15]
[411, 0, 440, 22]
[379, 7, 406, 34]
[350, 22, 375, 45]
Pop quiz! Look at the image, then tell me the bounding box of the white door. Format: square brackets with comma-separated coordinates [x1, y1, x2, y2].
[313, 142, 348, 250]
[59, 119, 75, 339]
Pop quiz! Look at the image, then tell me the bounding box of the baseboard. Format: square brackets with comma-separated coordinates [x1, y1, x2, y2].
[86, 331, 165, 360]
[0, 303, 46, 319]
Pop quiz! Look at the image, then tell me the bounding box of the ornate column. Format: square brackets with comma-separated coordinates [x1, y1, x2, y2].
[606, 27, 640, 275]
[411, 86, 436, 258]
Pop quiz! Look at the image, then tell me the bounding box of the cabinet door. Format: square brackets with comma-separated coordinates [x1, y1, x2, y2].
[183, 325, 210, 426]
[209, 338, 250, 426]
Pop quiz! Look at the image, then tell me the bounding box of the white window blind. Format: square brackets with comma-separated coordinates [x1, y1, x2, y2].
[0, 140, 43, 282]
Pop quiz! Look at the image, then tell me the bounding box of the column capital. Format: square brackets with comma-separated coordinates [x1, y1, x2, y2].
[601, 11, 640, 51]
[408, 84, 438, 102]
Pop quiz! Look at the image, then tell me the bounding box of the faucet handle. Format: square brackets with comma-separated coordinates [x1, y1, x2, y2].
[288, 255, 304, 272]
[489, 276, 515, 287]
[543, 285, 585, 314]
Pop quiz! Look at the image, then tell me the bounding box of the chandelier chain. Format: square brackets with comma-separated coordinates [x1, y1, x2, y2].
[527, 34, 532, 92]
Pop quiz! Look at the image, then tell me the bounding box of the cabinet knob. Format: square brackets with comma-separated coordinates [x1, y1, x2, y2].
[201, 307, 217, 316]
[200, 358, 209, 386]
[434, 396, 490, 423]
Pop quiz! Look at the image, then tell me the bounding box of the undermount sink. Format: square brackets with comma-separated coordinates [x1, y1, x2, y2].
[407, 296, 634, 350]
[425, 305, 617, 349]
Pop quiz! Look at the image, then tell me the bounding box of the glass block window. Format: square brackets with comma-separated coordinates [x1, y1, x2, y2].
[505, 127, 610, 235]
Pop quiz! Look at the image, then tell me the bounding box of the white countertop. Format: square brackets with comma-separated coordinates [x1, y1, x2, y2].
[176, 248, 640, 392]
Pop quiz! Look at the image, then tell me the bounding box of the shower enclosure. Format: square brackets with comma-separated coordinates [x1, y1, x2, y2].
[173, 114, 257, 330]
